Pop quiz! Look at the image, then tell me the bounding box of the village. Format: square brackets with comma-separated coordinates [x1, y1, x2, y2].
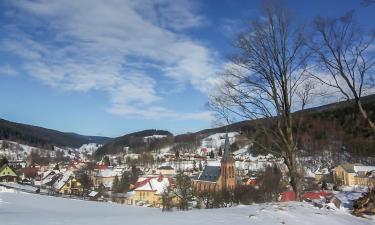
[1, 132, 374, 213]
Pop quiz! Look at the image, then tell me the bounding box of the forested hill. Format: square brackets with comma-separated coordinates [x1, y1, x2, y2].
[173, 94, 375, 157]
[1, 94, 374, 156]
[0, 118, 112, 149]
[95, 129, 173, 157]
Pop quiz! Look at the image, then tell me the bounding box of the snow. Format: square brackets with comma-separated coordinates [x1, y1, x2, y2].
[88, 191, 98, 197]
[0, 182, 38, 192]
[53, 171, 74, 190]
[201, 132, 238, 150]
[143, 135, 168, 141]
[354, 166, 375, 173]
[334, 186, 369, 212]
[0, 189, 373, 225]
[77, 143, 102, 153]
[134, 176, 171, 194]
[96, 169, 121, 178]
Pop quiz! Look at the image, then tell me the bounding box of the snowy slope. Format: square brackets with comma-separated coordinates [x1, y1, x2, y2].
[0, 140, 99, 161]
[201, 132, 238, 150]
[0, 189, 372, 225]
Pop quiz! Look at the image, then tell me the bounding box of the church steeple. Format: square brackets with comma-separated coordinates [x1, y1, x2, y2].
[221, 133, 232, 162]
[220, 133, 236, 192]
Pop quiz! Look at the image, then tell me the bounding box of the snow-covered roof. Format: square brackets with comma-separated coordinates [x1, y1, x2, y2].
[134, 176, 171, 195]
[354, 166, 375, 173]
[53, 171, 74, 191]
[315, 168, 330, 175]
[88, 191, 99, 197]
[96, 169, 121, 178]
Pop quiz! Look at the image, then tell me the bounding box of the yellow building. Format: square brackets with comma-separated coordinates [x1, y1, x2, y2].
[127, 175, 176, 207]
[334, 164, 375, 187]
[0, 164, 18, 182]
[53, 172, 84, 195]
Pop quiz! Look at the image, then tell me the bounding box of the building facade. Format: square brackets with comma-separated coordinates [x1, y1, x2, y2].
[192, 134, 237, 193]
[334, 164, 375, 186]
[0, 164, 18, 182]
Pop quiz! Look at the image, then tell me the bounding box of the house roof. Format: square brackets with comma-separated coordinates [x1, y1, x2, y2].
[339, 163, 364, 173]
[354, 165, 375, 173]
[134, 175, 171, 195]
[158, 166, 174, 170]
[279, 191, 332, 202]
[53, 171, 74, 191]
[0, 164, 18, 176]
[197, 166, 221, 182]
[95, 169, 121, 178]
[18, 167, 39, 178]
[340, 164, 356, 173]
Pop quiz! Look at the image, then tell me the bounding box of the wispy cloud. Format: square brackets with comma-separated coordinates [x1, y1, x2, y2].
[0, 64, 18, 76]
[0, 0, 220, 120]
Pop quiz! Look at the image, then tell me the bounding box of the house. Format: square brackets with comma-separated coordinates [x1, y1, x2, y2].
[156, 166, 175, 176]
[127, 175, 175, 207]
[314, 168, 332, 183]
[0, 164, 19, 182]
[279, 191, 332, 202]
[51, 171, 84, 195]
[91, 169, 122, 190]
[18, 167, 39, 181]
[192, 134, 236, 194]
[334, 164, 375, 186]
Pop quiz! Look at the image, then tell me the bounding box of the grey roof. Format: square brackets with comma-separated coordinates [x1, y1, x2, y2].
[158, 166, 174, 170]
[198, 166, 221, 182]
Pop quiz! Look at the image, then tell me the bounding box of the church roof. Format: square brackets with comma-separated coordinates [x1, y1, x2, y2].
[197, 166, 221, 182]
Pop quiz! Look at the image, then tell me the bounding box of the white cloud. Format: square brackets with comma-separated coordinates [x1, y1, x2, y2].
[0, 64, 18, 76]
[0, 0, 221, 120]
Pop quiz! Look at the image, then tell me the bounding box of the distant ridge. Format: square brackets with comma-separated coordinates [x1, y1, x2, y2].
[0, 118, 112, 149]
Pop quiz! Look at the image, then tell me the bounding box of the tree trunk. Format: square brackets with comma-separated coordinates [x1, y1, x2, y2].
[357, 100, 375, 135]
[289, 166, 302, 201]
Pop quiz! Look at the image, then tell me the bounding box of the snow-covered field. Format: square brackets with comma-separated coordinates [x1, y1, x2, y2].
[0, 188, 372, 225]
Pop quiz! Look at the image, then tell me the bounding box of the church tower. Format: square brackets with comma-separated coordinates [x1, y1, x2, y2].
[220, 134, 236, 192]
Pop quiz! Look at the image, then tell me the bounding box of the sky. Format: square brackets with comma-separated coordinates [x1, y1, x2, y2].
[0, 0, 374, 137]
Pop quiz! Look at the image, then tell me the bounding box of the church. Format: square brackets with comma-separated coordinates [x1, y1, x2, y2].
[192, 134, 236, 193]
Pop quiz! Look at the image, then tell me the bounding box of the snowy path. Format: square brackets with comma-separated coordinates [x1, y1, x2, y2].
[0, 189, 373, 225]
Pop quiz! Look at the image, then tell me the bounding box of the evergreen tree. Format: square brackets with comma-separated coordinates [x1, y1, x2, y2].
[103, 156, 110, 166]
[209, 150, 215, 159]
[112, 175, 120, 193]
[218, 147, 223, 157]
[116, 172, 131, 193]
[174, 173, 192, 210]
[131, 165, 139, 184]
[161, 186, 173, 211]
[0, 156, 8, 167]
[76, 168, 92, 196]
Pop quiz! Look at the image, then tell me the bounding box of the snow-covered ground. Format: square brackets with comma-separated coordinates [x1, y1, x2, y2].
[0, 188, 372, 225]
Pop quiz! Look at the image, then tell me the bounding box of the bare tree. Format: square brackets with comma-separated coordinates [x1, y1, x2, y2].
[209, 1, 314, 200]
[311, 11, 375, 134]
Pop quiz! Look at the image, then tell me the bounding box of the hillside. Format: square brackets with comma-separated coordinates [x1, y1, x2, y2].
[0, 118, 112, 149]
[1, 95, 374, 158]
[95, 129, 173, 156]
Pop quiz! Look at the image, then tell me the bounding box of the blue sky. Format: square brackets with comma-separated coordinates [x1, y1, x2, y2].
[0, 0, 374, 137]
